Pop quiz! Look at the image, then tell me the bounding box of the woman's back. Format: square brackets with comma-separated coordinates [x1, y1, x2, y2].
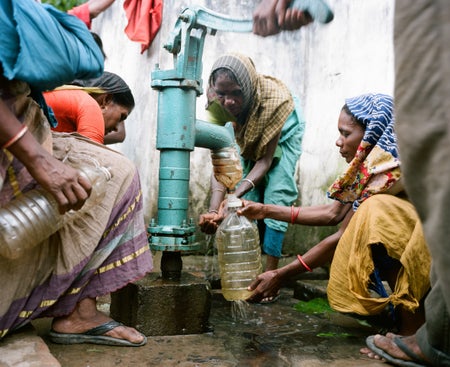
[44, 89, 105, 144]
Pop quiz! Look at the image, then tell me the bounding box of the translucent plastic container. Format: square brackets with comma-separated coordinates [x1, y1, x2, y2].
[0, 158, 111, 259]
[215, 194, 262, 301]
[211, 147, 243, 191]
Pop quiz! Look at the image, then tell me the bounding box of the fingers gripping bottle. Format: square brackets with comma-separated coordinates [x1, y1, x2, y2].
[215, 193, 262, 301]
[0, 157, 111, 259]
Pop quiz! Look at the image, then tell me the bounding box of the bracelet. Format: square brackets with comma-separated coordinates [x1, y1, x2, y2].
[212, 188, 225, 194]
[208, 209, 218, 214]
[2, 125, 28, 150]
[290, 205, 300, 224]
[297, 254, 312, 272]
[243, 178, 255, 190]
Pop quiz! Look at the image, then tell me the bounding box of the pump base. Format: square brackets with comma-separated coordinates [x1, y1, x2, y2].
[110, 272, 212, 336]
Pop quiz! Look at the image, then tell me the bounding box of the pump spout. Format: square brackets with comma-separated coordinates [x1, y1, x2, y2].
[195, 120, 243, 191]
[194, 119, 235, 150]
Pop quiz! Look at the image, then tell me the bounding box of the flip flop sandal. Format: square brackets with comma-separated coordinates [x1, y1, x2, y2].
[365, 335, 429, 367]
[49, 320, 147, 347]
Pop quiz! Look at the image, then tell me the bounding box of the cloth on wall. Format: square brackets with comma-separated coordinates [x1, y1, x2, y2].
[123, 0, 163, 53]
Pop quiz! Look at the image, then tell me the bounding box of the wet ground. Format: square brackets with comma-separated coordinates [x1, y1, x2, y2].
[27, 255, 388, 367]
[32, 288, 386, 367]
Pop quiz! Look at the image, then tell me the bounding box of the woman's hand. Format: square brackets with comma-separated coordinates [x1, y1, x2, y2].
[278, 4, 313, 31]
[237, 200, 266, 220]
[253, 0, 313, 37]
[0, 97, 92, 215]
[246, 269, 284, 303]
[25, 152, 92, 214]
[198, 200, 227, 234]
[198, 212, 221, 234]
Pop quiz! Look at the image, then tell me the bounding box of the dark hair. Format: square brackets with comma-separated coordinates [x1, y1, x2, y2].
[72, 71, 135, 111]
[342, 104, 365, 128]
[111, 90, 135, 111]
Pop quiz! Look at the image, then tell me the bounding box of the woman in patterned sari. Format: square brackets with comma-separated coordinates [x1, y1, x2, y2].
[0, 75, 153, 346]
[0, 0, 152, 346]
[239, 93, 431, 335]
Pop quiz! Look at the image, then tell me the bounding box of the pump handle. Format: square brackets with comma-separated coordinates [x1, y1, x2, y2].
[189, 0, 333, 34]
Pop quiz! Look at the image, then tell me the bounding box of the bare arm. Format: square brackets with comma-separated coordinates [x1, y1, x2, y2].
[246, 207, 354, 302]
[104, 121, 126, 145]
[235, 131, 280, 198]
[198, 174, 227, 234]
[199, 131, 281, 233]
[0, 99, 91, 214]
[238, 199, 352, 227]
[86, 0, 115, 19]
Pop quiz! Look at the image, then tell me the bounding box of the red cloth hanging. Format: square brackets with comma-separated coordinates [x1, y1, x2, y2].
[123, 0, 162, 54]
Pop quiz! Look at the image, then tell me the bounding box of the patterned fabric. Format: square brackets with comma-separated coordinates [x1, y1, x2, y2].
[327, 93, 401, 210]
[209, 53, 294, 161]
[0, 79, 153, 337]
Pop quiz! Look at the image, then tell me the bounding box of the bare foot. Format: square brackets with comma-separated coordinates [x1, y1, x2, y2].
[260, 292, 281, 304]
[360, 346, 383, 360]
[51, 298, 145, 344]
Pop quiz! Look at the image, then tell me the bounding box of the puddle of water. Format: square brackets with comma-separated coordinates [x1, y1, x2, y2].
[206, 288, 379, 366]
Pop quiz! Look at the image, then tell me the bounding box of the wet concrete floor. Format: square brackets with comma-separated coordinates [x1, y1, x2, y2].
[28, 255, 389, 366]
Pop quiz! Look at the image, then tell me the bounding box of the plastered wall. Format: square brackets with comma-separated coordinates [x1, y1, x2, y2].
[93, 0, 394, 252]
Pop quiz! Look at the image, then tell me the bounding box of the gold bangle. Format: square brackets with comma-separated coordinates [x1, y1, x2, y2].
[243, 178, 255, 190]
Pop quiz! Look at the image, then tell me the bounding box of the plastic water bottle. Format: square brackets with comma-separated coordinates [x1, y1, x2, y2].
[211, 147, 243, 191]
[0, 158, 111, 259]
[215, 194, 262, 301]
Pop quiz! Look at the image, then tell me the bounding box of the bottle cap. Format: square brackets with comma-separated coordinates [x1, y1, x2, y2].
[227, 193, 242, 208]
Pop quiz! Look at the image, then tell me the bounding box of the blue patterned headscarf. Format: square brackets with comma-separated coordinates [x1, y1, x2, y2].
[346, 93, 398, 158]
[327, 93, 402, 210]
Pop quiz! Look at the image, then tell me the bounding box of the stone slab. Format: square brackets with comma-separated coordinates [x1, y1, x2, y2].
[0, 326, 60, 367]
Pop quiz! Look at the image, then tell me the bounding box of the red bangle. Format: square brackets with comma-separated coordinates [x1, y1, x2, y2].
[2, 125, 28, 150]
[290, 205, 300, 224]
[297, 254, 312, 272]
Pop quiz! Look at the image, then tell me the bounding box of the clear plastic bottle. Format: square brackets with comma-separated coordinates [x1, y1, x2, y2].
[215, 194, 262, 301]
[0, 158, 111, 260]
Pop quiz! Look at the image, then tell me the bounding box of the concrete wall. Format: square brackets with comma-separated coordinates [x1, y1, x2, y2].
[93, 0, 394, 253]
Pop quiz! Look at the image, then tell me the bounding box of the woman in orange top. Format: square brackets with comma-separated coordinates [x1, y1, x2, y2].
[44, 71, 134, 144]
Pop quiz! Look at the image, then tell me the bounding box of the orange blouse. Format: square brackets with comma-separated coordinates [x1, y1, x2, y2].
[44, 89, 104, 144]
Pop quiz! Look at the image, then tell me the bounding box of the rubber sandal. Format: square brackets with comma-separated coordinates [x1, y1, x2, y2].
[49, 320, 147, 347]
[365, 335, 429, 367]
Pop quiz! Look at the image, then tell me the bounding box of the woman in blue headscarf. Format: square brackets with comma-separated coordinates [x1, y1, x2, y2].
[239, 94, 431, 336]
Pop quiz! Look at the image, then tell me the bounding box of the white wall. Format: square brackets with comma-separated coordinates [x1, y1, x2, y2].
[93, 0, 394, 226]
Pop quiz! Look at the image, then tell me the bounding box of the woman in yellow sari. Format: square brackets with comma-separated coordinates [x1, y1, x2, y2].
[239, 93, 431, 336]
